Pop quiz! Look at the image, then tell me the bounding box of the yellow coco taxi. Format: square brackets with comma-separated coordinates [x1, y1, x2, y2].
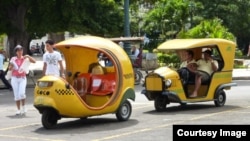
[34, 36, 135, 129]
[141, 38, 237, 111]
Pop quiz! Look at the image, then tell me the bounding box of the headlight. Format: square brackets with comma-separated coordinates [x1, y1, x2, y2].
[165, 79, 172, 88]
[37, 81, 53, 88]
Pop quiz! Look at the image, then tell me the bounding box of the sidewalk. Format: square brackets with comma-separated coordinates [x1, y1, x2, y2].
[0, 56, 250, 89]
[232, 69, 250, 80]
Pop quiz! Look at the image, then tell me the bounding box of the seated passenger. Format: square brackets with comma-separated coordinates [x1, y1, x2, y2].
[132, 47, 143, 68]
[189, 49, 218, 97]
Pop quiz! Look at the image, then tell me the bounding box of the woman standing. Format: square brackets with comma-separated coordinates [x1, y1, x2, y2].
[9, 45, 36, 115]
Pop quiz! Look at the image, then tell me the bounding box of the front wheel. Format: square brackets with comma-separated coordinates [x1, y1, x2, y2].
[154, 95, 168, 112]
[116, 100, 132, 121]
[42, 109, 60, 129]
[214, 90, 226, 107]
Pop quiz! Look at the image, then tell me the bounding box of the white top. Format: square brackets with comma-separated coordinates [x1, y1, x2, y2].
[180, 59, 196, 68]
[197, 59, 218, 75]
[19, 58, 30, 74]
[133, 48, 140, 58]
[43, 51, 62, 76]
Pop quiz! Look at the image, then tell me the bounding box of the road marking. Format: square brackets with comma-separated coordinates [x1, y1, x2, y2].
[0, 123, 40, 131]
[0, 105, 249, 140]
[92, 106, 250, 141]
[0, 123, 65, 141]
[133, 105, 152, 110]
[0, 134, 65, 141]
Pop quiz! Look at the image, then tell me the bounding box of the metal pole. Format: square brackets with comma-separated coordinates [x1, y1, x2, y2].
[124, 0, 131, 55]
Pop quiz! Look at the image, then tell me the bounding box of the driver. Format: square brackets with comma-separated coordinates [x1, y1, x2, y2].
[178, 50, 196, 84]
[180, 50, 196, 70]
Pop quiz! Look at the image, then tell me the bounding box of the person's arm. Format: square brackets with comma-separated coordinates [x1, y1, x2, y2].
[211, 60, 218, 71]
[24, 55, 36, 63]
[8, 58, 14, 71]
[208, 56, 218, 71]
[187, 62, 198, 73]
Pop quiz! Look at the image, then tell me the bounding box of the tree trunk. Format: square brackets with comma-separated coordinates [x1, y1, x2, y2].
[6, 4, 30, 58]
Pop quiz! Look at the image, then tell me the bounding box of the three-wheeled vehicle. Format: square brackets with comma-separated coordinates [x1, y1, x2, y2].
[109, 37, 145, 85]
[34, 36, 135, 129]
[141, 38, 237, 111]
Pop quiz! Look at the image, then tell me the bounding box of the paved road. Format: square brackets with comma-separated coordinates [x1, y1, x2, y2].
[0, 80, 250, 141]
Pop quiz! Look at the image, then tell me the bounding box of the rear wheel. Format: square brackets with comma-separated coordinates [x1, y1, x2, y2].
[214, 90, 226, 107]
[116, 100, 132, 121]
[134, 70, 143, 85]
[42, 109, 59, 129]
[154, 95, 168, 112]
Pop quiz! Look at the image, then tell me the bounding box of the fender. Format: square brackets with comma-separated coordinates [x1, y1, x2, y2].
[215, 82, 237, 96]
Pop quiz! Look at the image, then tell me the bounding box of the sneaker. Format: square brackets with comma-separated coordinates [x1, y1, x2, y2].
[21, 107, 27, 115]
[16, 110, 21, 115]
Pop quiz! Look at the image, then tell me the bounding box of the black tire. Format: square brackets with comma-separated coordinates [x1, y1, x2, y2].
[80, 117, 88, 120]
[180, 103, 187, 106]
[116, 100, 132, 121]
[134, 70, 143, 85]
[42, 110, 59, 129]
[214, 90, 226, 107]
[154, 95, 167, 112]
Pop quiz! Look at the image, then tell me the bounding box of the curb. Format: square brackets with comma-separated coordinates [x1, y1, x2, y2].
[232, 77, 250, 80]
[1, 69, 249, 89]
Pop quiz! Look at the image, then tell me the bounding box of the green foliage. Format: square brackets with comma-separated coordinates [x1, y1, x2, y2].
[0, 0, 124, 38]
[177, 18, 235, 41]
[157, 52, 180, 68]
[235, 48, 244, 58]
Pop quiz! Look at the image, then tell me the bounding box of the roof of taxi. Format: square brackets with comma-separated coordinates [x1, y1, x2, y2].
[55, 36, 123, 51]
[157, 38, 236, 50]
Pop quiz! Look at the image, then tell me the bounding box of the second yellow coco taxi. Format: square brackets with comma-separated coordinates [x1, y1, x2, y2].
[141, 38, 237, 111]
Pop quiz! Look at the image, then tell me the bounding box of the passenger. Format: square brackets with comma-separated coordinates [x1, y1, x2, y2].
[132, 47, 143, 68]
[98, 52, 113, 67]
[131, 46, 140, 58]
[189, 49, 218, 97]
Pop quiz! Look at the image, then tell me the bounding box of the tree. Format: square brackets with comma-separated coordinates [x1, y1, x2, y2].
[194, 0, 250, 54]
[0, 0, 124, 57]
[177, 18, 235, 41]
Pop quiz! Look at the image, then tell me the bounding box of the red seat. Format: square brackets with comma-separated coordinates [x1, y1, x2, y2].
[73, 73, 91, 96]
[91, 73, 116, 96]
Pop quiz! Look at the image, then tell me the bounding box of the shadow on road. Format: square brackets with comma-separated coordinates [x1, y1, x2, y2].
[33, 118, 139, 133]
[143, 104, 241, 115]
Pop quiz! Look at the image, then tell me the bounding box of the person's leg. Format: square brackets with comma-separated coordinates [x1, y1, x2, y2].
[0, 70, 12, 89]
[19, 77, 27, 114]
[11, 77, 21, 115]
[190, 75, 202, 97]
[15, 100, 21, 114]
